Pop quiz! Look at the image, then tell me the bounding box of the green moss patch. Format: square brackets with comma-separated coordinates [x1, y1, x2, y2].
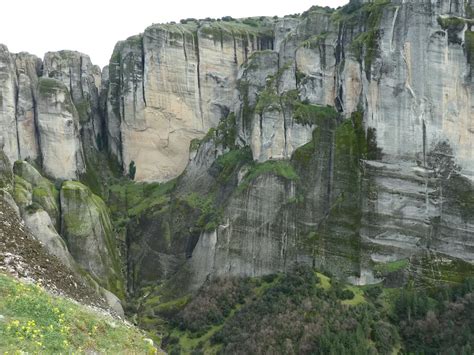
[183, 193, 222, 232]
[374, 259, 409, 274]
[37, 78, 65, 96]
[108, 179, 176, 221]
[13, 175, 32, 207]
[293, 102, 340, 126]
[74, 100, 91, 123]
[466, 29, 474, 76]
[214, 147, 253, 183]
[0, 151, 13, 191]
[238, 160, 299, 192]
[345, 0, 391, 79]
[437, 16, 468, 44]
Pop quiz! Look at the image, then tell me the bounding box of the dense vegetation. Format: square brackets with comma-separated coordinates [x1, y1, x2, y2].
[131, 264, 474, 354]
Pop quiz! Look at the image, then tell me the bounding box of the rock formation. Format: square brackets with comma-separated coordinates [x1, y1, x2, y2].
[60, 181, 124, 297]
[0, 0, 472, 298]
[120, 0, 474, 289]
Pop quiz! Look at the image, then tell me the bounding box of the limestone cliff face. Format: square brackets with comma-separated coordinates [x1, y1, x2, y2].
[106, 22, 273, 181]
[37, 78, 85, 180]
[13, 53, 42, 162]
[0, 45, 20, 163]
[188, 0, 473, 284]
[43, 51, 104, 150]
[0, 0, 473, 292]
[0, 47, 99, 180]
[121, 0, 474, 291]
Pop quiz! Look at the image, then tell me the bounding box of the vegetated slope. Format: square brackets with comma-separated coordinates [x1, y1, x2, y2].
[0, 195, 103, 305]
[0, 191, 158, 353]
[0, 273, 156, 353]
[139, 265, 474, 354]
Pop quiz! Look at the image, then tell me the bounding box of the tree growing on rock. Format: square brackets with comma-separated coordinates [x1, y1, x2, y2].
[128, 161, 137, 180]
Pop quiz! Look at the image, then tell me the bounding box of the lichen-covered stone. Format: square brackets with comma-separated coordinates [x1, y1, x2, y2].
[23, 209, 76, 270]
[0, 45, 19, 163]
[13, 175, 32, 210]
[13, 160, 60, 228]
[60, 181, 124, 297]
[13, 52, 42, 161]
[0, 149, 13, 191]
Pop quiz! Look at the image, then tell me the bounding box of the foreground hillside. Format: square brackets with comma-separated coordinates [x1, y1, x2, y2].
[0, 273, 156, 353]
[0, 168, 158, 353]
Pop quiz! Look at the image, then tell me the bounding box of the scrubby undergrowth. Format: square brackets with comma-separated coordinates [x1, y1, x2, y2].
[134, 265, 474, 354]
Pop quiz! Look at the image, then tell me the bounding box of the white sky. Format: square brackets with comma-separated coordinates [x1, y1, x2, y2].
[1, 0, 349, 68]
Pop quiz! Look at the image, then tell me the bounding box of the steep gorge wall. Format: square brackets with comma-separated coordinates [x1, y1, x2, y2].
[121, 0, 474, 290]
[106, 21, 274, 181]
[0, 0, 473, 294]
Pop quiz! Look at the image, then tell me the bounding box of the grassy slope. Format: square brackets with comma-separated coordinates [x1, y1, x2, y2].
[0, 274, 157, 354]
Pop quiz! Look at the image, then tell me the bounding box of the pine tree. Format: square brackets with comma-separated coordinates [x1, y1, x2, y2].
[128, 161, 137, 180]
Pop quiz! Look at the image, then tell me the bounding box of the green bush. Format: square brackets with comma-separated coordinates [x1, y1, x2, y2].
[293, 103, 340, 126]
[128, 161, 137, 180]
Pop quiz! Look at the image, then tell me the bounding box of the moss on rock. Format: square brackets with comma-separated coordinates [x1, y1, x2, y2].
[13, 175, 33, 209]
[0, 150, 13, 192]
[437, 16, 467, 44]
[345, 0, 391, 79]
[61, 181, 125, 298]
[239, 160, 299, 192]
[13, 161, 60, 226]
[293, 103, 340, 126]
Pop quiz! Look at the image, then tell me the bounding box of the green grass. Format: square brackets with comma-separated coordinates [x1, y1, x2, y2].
[315, 272, 331, 290]
[183, 193, 222, 231]
[437, 16, 466, 31]
[108, 179, 176, 219]
[214, 147, 253, 183]
[172, 323, 223, 354]
[238, 160, 299, 191]
[341, 285, 366, 306]
[198, 18, 273, 39]
[374, 259, 409, 274]
[0, 274, 156, 354]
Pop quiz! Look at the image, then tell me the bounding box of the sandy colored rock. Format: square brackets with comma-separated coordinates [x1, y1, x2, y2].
[37, 78, 85, 180]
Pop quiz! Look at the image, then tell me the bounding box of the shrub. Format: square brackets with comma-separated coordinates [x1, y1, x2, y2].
[128, 161, 137, 180]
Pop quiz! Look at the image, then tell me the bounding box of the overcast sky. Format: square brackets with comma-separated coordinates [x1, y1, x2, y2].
[1, 0, 349, 68]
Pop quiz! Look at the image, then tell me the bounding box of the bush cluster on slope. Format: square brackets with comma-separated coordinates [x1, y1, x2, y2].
[157, 265, 474, 355]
